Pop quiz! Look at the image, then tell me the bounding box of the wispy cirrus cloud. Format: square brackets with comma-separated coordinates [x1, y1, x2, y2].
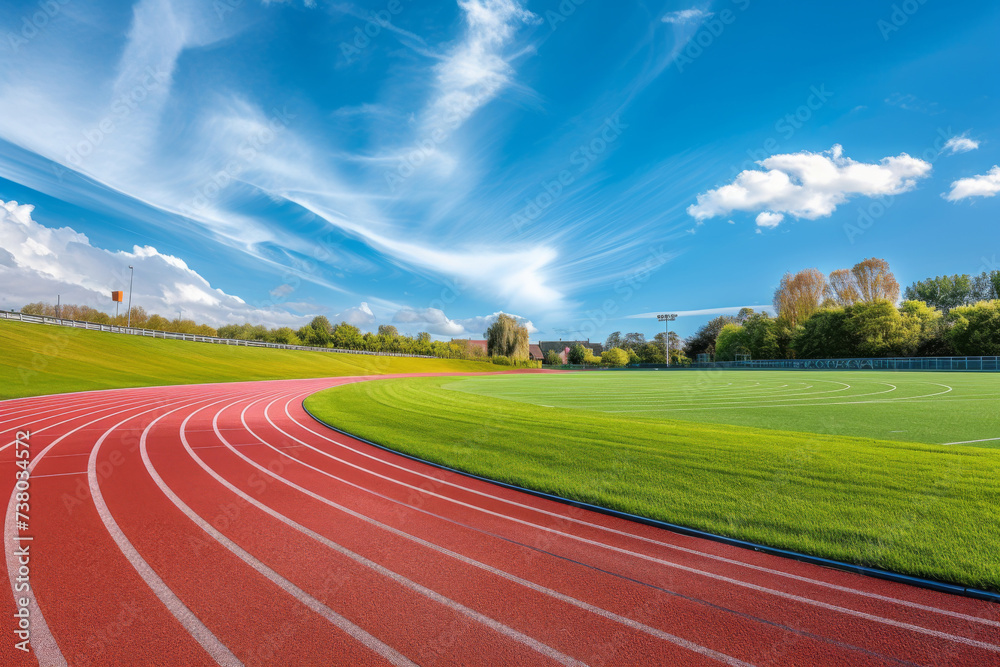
[661, 8, 713, 24]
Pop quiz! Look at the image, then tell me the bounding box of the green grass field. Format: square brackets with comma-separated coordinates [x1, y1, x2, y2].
[305, 371, 1000, 592]
[0, 319, 498, 399]
[447, 370, 1000, 447]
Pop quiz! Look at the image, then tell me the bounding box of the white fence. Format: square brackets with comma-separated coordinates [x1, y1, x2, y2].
[0, 310, 437, 359]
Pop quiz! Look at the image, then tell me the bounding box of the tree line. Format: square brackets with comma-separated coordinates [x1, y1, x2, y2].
[683, 259, 1000, 360]
[16, 304, 491, 360]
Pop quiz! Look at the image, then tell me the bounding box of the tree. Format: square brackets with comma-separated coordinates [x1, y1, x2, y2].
[621, 332, 646, 350]
[683, 315, 738, 358]
[653, 331, 680, 358]
[378, 324, 399, 337]
[604, 331, 623, 350]
[773, 268, 827, 327]
[714, 323, 748, 362]
[417, 332, 432, 344]
[635, 342, 666, 364]
[902, 274, 972, 313]
[791, 308, 851, 359]
[900, 300, 950, 356]
[331, 322, 363, 349]
[826, 268, 860, 306]
[851, 258, 899, 303]
[309, 316, 333, 335]
[741, 312, 780, 359]
[602, 347, 629, 367]
[567, 343, 587, 364]
[485, 313, 529, 360]
[947, 301, 1000, 355]
[270, 327, 300, 345]
[582, 348, 601, 365]
[847, 300, 915, 357]
[544, 349, 563, 365]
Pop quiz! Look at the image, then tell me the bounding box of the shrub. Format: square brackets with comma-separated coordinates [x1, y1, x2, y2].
[602, 347, 629, 367]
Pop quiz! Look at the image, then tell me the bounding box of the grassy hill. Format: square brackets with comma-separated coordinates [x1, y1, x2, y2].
[0, 319, 498, 399]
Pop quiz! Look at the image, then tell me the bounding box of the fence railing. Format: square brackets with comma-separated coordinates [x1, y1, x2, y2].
[0, 310, 438, 359]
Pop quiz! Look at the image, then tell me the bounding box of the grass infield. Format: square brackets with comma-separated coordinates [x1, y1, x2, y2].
[0, 319, 498, 399]
[305, 372, 1000, 593]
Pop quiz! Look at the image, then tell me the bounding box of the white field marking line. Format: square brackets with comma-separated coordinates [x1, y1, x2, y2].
[88, 397, 244, 667]
[3, 395, 189, 667]
[610, 383, 954, 413]
[216, 394, 753, 667]
[142, 401, 418, 667]
[279, 396, 1000, 633]
[941, 436, 1000, 445]
[183, 401, 587, 667]
[603, 383, 908, 411]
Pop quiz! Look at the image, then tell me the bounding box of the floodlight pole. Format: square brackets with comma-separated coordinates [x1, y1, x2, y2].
[657, 313, 677, 367]
[127, 265, 134, 328]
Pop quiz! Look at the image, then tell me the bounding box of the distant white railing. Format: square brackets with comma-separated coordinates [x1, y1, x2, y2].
[0, 310, 438, 359]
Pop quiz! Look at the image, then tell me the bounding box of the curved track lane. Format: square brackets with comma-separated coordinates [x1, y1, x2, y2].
[1, 376, 998, 666]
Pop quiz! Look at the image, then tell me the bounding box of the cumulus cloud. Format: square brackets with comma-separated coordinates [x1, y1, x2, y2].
[335, 302, 376, 327]
[0, 200, 306, 327]
[755, 211, 784, 228]
[392, 307, 537, 337]
[662, 8, 712, 24]
[943, 134, 980, 155]
[687, 145, 932, 225]
[944, 166, 1000, 202]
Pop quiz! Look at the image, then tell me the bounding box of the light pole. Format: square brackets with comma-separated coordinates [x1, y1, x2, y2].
[657, 313, 677, 366]
[127, 265, 134, 328]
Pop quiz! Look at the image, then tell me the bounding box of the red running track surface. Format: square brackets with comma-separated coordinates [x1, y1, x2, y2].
[0, 375, 998, 666]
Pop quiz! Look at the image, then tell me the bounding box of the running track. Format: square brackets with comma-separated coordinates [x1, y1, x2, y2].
[1, 375, 998, 666]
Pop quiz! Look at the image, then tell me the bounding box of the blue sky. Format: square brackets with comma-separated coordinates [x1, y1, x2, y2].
[1, 0, 998, 341]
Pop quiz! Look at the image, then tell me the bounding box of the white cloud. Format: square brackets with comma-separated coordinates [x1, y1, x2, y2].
[662, 8, 712, 24]
[943, 134, 980, 155]
[0, 200, 306, 327]
[688, 145, 932, 225]
[944, 166, 1000, 202]
[755, 211, 784, 228]
[424, 0, 537, 133]
[335, 302, 376, 327]
[392, 307, 537, 337]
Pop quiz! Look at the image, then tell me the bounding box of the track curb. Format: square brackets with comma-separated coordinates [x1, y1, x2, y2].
[302, 401, 1000, 606]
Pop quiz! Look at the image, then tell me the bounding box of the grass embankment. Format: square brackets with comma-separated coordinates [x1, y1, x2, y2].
[305, 375, 1000, 593]
[0, 319, 498, 399]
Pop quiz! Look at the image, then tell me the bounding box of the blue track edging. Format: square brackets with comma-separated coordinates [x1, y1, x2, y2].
[301, 402, 1000, 605]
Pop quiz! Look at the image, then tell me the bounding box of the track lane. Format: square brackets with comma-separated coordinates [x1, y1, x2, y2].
[1, 376, 997, 666]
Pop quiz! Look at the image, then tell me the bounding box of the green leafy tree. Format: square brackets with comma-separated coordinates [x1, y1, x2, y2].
[741, 312, 780, 359]
[378, 324, 399, 337]
[621, 332, 646, 350]
[635, 342, 666, 364]
[903, 275, 973, 313]
[683, 315, 738, 358]
[604, 331, 623, 350]
[485, 313, 529, 360]
[714, 323, 748, 362]
[544, 349, 563, 365]
[947, 301, 1000, 355]
[331, 321, 363, 349]
[602, 347, 629, 367]
[417, 332, 432, 344]
[567, 343, 587, 364]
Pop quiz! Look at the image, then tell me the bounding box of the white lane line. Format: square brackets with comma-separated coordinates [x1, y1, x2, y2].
[32, 471, 88, 479]
[941, 436, 1000, 445]
[279, 397, 1000, 629]
[218, 394, 752, 667]
[146, 397, 417, 667]
[3, 395, 161, 667]
[182, 400, 586, 667]
[88, 398, 244, 667]
[270, 402, 1000, 647]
